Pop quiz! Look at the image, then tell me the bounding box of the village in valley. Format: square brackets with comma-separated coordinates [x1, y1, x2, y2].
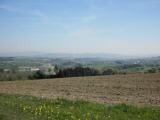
[18, 64, 56, 76]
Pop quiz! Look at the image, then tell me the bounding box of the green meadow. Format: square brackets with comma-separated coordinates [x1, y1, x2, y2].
[0, 93, 160, 120]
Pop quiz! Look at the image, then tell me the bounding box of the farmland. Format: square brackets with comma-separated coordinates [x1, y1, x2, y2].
[0, 73, 160, 106]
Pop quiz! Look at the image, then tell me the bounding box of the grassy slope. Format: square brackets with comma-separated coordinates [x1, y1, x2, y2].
[0, 94, 160, 120]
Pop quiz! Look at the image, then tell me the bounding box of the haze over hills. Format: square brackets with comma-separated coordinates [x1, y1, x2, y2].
[0, 52, 160, 60]
[0, 52, 44, 57]
[0, 52, 142, 59]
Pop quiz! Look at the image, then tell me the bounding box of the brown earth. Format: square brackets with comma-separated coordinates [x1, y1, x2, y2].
[0, 73, 160, 106]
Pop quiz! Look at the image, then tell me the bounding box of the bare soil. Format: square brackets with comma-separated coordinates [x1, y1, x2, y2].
[0, 73, 160, 106]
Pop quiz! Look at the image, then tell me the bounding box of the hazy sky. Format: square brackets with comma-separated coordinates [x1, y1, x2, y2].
[0, 0, 160, 56]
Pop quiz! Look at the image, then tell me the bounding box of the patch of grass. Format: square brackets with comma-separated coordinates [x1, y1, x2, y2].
[0, 93, 160, 120]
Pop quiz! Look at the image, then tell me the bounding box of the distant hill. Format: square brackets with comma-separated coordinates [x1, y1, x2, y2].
[40, 53, 129, 59]
[0, 52, 129, 59]
[0, 52, 160, 61]
[0, 52, 43, 57]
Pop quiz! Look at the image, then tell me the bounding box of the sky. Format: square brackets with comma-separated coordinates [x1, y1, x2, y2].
[0, 0, 160, 56]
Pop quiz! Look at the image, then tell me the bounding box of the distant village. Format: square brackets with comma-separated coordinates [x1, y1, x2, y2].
[2, 64, 56, 76]
[18, 64, 56, 75]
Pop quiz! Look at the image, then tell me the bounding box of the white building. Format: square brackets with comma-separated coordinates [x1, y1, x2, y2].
[39, 64, 56, 75]
[18, 67, 40, 72]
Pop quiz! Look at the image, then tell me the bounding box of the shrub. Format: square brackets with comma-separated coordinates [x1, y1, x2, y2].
[102, 69, 116, 75]
[147, 68, 156, 73]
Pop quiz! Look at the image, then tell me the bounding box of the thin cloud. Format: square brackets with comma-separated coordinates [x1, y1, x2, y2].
[30, 9, 49, 21]
[0, 4, 17, 12]
[78, 15, 97, 23]
[0, 4, 48, 22]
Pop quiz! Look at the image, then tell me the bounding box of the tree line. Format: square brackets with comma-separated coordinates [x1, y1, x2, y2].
[30, 66, 122, 79]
